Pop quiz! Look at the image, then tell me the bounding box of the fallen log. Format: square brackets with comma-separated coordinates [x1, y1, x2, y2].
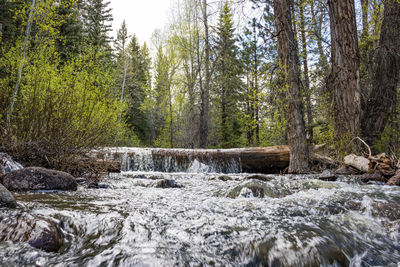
[91, 146, 291, 174]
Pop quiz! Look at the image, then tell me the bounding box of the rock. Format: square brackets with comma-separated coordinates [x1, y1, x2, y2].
[227, 181, 279, 199]
[245, 174, 272, 182]
[318, 170, 337, 181]
[334, 165, 358, 175]
[360, 171, 386, 183]
[2, 167, 77, 192]
[0, 153, 23, 175]
[346, 200, 400, 221]
[0, 184, 17, 208]
[343, 154, 370, 173]
[148, 175, 163, 180]
[0, 214, 64, 252]
[217, 175, 233, 181]
[386, 170, 400, 186]
[155, 179, 182, 188]
[372, 202, 400, 221]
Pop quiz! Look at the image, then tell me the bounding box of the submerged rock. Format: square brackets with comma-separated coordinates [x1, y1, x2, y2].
[216, 175, 233, 181]
[2, 167, 77, 192]
[227, 180, 280, 198]
[0, 153, 23, 175]
[245, 174, 273, 182]
[155, 179, 183, 188]
[0, 214, 64, 252]
[319, 170, 337, 181]
[0, 184, 17, 208]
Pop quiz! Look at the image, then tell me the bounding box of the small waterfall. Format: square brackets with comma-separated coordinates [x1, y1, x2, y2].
[96, 148, 243, 173]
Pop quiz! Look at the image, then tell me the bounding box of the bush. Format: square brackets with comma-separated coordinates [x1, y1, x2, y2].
[0, 43, 127, 170]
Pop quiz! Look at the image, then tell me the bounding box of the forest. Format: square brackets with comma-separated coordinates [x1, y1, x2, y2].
[0, 0, 399, 173]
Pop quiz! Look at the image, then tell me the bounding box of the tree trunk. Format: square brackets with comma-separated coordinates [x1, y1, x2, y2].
[361, 0, 400, 147]
[199, 0, 210, 148]
[274, 0, 310, 173]
[327, 0, 361, 146]
[299, 0, 313, 142]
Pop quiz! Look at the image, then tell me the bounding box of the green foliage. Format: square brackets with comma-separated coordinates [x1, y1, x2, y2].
[214, 1, 245, 148]
[0, 11, 126, 169]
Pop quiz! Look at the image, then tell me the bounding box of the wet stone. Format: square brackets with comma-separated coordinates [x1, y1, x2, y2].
[216, 175, 233, 181]
[245, 174, 273, 182]
[319, 170, 337, 181]
[155, 179, 183, 188]
[335, 165, 359, 175]
[227, 181, 277, 198]
[0, 214, 64, 252]
[0, 184, 17, 208]
[360, 171, 386, 183]
[2, 167, 77, 192]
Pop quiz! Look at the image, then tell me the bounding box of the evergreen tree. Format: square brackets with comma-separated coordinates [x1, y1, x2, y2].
[215, 1, 244, 148]
[124, 35, 152, 145]
[83, 0, 113, 51]
[56, 0, 84, 62]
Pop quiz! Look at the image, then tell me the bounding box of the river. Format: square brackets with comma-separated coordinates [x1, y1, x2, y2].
[0, 148, 399, 266]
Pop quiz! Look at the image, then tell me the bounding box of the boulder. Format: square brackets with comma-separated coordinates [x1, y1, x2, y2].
[0, 184, 17, 208]
[0, 214, 64, 252]
[334, 165, 359, 175]
[360, 171, 386, 183]
[318, 170, 337, 181]
[0, 153, 23, 175]
[155, 179, 182, 188]
[2, 167, 77, 192]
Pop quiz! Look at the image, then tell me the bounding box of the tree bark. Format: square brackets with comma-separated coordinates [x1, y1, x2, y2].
[199, 0, 210, 148]
[327, 0, 361, 145]
[274, 0, 310, 173]
[299, 0, 313, 142]
[361, 0, 400, 147]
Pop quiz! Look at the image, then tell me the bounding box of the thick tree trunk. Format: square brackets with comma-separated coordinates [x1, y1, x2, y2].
[199, 0, 210, 148]
[274, 0, 310, 173]
[327, 0, 361, 145]
[299, 0, 313, 142]
[361, 0, 400, 147]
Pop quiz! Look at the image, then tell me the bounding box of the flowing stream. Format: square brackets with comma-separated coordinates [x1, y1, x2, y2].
[1, 148, 400, 266]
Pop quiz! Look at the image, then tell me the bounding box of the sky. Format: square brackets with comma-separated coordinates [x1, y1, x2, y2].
[111, 0, 175, 45]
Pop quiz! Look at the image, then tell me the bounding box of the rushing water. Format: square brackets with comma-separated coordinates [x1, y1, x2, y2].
[1, 151, 400, 266]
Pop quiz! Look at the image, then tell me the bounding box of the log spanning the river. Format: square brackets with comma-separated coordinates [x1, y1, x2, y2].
[91, 146, 290, 174]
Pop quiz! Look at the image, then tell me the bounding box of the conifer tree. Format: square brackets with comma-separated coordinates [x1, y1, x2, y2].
[215, 1, 244, 148]
[83, 0, 113, 51]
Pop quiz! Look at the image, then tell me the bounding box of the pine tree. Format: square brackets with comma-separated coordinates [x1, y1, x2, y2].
[83, 0, 113, 51]
[124, 35, 152, 145]
[115, 20, 129, 100]
[215, 1, 244, 148]
[56, 0, 84, 62]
